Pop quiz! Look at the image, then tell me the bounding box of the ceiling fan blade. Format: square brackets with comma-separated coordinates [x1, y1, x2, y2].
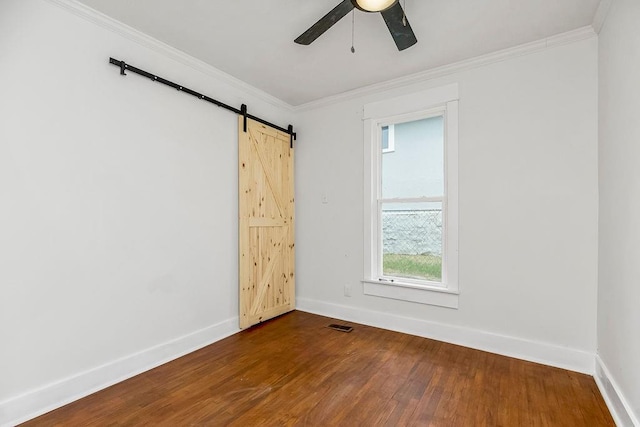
[295, 0, 355, 45]
[380, 2, 417, 51]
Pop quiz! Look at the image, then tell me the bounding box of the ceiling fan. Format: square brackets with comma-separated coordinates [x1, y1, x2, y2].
[294, 0, 417, 51]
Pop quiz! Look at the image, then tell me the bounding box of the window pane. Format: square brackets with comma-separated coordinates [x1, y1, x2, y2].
[382, 116, 444, 198]
[382, 201, 442, 282]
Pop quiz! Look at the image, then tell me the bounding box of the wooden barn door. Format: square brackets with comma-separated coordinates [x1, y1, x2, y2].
[238, 118, 295, 329]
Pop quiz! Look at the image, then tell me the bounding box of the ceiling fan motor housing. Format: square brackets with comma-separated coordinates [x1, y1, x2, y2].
[351, 0, 399, 13]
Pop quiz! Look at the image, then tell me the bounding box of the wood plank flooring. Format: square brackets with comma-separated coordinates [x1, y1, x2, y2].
[22, 311, 614, 426]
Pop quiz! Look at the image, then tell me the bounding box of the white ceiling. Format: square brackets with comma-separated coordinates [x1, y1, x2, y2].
[76, 0, 601, 106]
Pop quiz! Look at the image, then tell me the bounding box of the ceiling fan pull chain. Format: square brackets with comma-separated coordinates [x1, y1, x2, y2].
[351, 10, 356, 53]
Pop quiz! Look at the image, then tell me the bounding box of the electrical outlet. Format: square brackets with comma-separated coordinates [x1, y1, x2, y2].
[344, 284, 352, 297]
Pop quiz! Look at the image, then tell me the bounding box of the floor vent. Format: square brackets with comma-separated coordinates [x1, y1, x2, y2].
[327, 324, 353, 333]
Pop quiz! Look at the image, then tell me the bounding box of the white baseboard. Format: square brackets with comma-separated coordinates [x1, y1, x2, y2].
[0, 317, 239, 427]
[595, 355, 639, 427]
[4, 305, 617, 426]
[297, 297, 594, 375]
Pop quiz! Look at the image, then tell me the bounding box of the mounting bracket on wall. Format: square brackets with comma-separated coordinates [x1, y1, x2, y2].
[241, 104, 248, 133]
[108, 57, 297, 146]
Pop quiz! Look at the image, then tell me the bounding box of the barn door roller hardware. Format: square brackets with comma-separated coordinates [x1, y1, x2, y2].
[109, 58, 297, 147]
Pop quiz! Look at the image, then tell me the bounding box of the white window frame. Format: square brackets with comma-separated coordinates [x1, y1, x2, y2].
[362, 84, 459, 309]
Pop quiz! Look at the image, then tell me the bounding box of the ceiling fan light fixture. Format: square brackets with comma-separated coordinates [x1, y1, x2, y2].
[353, 0, 398, 12]
[295, 0, 416, 51]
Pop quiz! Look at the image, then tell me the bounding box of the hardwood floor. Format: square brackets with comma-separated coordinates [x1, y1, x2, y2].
[23, 311, 614, 426]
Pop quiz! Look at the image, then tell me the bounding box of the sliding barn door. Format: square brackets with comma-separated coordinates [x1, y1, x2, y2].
[238, 118, 295, 329]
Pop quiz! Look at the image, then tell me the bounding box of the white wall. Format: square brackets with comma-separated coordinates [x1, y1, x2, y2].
[598, 0, 640, 424]
[295, 38, 599, 372]
[0, 0, 610, 423]
[0, 0, 292, 424]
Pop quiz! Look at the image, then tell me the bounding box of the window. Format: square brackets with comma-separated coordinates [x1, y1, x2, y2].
[380, 115, 444, 283]
[381, 125, 395, 153]
[363, 84, 459, 308]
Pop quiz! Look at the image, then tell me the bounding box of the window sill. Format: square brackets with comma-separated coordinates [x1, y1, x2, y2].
[362, 279, 459, 309]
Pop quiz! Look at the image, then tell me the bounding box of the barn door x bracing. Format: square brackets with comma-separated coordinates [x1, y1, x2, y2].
[239, 118, 295, 329]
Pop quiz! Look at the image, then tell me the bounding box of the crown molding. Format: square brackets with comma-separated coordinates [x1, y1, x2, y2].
[43, 0, 294, 112]
[592, 0, 613, 34]
[295, 26, 597, 112]
[40, 0, 598, 114]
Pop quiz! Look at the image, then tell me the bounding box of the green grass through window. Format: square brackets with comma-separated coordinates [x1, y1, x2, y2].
[383, 253, 442, 282]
